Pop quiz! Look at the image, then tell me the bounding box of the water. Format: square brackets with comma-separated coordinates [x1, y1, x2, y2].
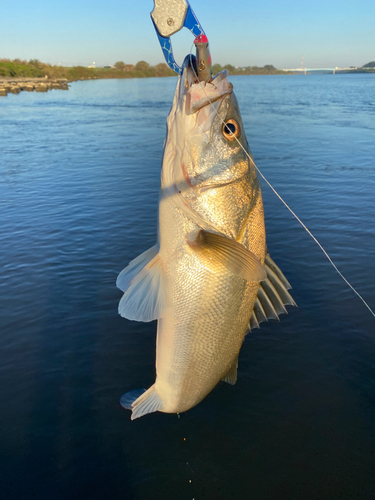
[1, 74, 375, 499]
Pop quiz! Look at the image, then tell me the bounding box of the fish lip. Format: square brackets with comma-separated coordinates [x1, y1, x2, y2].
[179, 57, 233, 117]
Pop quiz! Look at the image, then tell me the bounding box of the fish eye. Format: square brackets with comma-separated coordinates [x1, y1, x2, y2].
[222, 119, 240, 141]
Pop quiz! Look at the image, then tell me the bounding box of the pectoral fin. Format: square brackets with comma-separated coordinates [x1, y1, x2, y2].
[188, 230, 267, 282]
[117, 246, 168, 322]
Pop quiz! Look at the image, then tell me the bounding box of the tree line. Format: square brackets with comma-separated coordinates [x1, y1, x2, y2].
[0, 59, 175, 80]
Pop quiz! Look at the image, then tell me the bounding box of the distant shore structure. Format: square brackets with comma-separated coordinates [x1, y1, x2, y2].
[281, 67, 358, 74]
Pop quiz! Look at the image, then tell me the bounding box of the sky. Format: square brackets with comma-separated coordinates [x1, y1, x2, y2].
[1, 0, 374, 69]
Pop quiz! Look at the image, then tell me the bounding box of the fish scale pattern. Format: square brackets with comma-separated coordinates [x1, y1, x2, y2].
[156, 123, 265, 413]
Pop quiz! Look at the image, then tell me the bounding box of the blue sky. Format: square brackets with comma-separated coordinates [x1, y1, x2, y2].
[1, 0, 374, 69]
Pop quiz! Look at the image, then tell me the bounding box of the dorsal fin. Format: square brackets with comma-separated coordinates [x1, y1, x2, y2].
[117, 246, 158, 292]
[117, 246, 168, 322]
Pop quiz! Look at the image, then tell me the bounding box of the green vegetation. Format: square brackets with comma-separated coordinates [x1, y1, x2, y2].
[3, 58, 373, 81]
[0, 59, 45, 77]
[0, 58, 175, 80]
[0, 58, 291, 81]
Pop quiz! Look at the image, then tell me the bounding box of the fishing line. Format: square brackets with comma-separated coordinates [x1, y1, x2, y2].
[187, 47, 375, 319]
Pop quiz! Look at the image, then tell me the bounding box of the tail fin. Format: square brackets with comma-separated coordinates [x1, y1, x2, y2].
[120, 388, 146, 409]
[120, 385, 163, 420]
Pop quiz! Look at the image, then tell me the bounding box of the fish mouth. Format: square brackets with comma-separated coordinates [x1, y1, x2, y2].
[169, 57, 238, 193]
[180, 55, 233, 115]
[164, 56, 238, 206]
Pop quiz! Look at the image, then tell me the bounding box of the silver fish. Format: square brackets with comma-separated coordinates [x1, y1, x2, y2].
[117, 55, 295, 420]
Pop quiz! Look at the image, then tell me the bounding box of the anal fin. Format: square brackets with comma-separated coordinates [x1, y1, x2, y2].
[222, 357, 238, 386]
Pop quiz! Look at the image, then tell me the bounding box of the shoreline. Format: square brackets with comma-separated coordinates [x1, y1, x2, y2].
[0, 77, 69, 96]
[1, 69, 374, 97]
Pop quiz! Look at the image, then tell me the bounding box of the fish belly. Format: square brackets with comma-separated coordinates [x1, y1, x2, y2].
[155, 196, 261, 414]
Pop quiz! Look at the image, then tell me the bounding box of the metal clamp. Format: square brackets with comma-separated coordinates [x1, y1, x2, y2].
[151, 0, 205, 74]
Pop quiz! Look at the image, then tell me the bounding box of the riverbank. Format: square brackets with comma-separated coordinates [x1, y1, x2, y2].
[0, 59, 290, 97]
[0, 59, 176, 81]
[0, 58, 292, 84]
[2, 59, 373, 97]
[0, 77, 69, 96]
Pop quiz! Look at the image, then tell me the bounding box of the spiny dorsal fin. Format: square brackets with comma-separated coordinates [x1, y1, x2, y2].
[248, 252, 296, 332]
[188, 230, 267, 282]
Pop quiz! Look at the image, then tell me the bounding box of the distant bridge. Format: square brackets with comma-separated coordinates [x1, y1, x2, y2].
[281, 67, 358, 74]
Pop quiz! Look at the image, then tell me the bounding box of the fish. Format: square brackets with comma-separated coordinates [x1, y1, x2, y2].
[116, 55, 295, 420]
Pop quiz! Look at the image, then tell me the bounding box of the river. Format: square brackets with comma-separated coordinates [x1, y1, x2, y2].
[1, 73, 375, 499]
